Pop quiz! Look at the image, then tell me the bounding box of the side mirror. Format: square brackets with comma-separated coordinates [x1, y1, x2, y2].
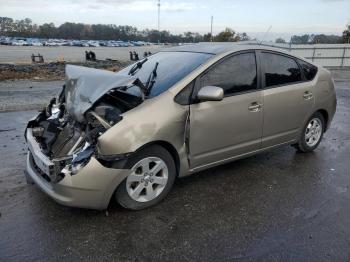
[197, 86, 224, 102]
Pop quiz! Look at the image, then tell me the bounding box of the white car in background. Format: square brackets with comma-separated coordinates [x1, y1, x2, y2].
[12, 40, 27, 46]
[44, 40, 66, 46]
[88, 41, 100, 47]
[106, 41, 116, 47]
[31, 41, 43, 46]
[44, 41, 59, 46]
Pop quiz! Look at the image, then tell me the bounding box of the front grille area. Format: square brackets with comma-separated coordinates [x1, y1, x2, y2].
[29, 153, 51, 183]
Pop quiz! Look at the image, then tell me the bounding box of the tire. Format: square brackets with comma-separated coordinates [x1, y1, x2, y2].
[295, 112, 325, 153]
[115, 145, 176, 210]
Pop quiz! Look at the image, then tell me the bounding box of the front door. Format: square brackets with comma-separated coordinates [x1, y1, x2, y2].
[189, 51, 263, 168]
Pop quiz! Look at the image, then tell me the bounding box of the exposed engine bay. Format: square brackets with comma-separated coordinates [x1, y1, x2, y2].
[26, 65, 145, 182]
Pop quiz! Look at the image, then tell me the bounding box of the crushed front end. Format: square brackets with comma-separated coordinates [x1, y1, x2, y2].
[24, 65, 144, 209]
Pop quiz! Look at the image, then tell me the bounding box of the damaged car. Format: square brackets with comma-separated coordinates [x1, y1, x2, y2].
[25, 43, 337, 210]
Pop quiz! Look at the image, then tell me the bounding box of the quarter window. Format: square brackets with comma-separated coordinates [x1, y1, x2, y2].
[298, 59, 318, 80]
[200, 52, 257, 96]
[262, 52, 302, 87]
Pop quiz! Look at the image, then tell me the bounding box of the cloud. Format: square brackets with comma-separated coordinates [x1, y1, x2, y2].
[0, 0, 203, 13]
[320, 0, 346, 2]
[0, 0, 51, 8]
[88, 0, 203, 12]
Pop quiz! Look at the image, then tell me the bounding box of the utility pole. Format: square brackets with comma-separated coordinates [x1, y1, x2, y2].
[157, 0, 161, 44]
[259, 25, 272, 45]
[210, 16, 213, 42]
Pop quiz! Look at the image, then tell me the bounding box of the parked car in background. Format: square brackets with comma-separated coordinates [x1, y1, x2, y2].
[0, 37, 12, 45]
[70, 40, 83, 47]
[81, 41, 90, 47]
[131, 41, 146, 46]
[27, 38, 43, 46]
[12, 39, 27, 46]
[99, 40, 107, 46]
[88, 41, 100, 47]
[115, 40, 127, 47]
[0, 36, 155, 47]
[44, 40, 65, 46]
[106, 40, 116, 47]
[25, 43, 336, 210]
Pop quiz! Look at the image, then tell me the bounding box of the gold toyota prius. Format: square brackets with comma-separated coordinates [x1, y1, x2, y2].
[25, 43, 337, 210]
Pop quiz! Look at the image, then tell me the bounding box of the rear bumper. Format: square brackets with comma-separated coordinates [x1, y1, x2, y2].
[328, 96, 337, 130]
[25, 129, 129, 210]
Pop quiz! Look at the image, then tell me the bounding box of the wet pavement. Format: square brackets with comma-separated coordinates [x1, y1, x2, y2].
[0, 80, 63, 111]
[0, 81, 350, 261]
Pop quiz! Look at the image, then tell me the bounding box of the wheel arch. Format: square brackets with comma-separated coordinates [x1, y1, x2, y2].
[316, 109, 329, 132]
[107, 140, 180, 209]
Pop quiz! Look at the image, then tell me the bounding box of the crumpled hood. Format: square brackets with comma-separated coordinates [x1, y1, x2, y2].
[65, 65, 136, 122]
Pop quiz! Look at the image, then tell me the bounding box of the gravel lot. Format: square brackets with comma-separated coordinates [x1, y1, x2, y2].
[0, 80, 349, 261]
[0, 45, 163, 64]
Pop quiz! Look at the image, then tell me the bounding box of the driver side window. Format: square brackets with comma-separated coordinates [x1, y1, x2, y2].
[200, 52, 257, 96]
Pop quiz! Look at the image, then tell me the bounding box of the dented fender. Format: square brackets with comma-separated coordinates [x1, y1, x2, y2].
[97, 91, 191, 176]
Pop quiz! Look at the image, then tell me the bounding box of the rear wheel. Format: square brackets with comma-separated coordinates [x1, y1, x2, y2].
[295, 112, 324, 153]
[115, 145, 176, 210]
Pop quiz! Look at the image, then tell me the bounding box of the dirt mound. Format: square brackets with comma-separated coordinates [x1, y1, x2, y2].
[0, 60, 128, 81]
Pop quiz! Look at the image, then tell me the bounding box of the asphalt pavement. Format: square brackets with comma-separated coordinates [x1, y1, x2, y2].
[0, 80, 63, 111]
[0, 81, 350, 261]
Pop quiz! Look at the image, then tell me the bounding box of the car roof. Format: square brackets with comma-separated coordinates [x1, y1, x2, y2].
[162, 42, 293, 56]
[161, 42, 316, 66]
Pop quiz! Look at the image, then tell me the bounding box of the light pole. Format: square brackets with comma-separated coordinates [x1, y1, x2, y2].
[157, 0, 161, 44]
[210, 16, 213, 42]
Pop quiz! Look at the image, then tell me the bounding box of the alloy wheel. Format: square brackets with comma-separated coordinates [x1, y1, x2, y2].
[305, 118, 323, 147]
[126, 157, 169, 202]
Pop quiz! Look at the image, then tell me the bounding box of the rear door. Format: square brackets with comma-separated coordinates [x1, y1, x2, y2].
[189, 51, 263, 168]
[259, 51, 315, 147]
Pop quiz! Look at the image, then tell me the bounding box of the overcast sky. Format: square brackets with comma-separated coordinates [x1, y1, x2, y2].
[1, 0, 349, 40]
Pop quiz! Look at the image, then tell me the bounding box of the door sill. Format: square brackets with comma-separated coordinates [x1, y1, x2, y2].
[189, 139, 296, 173]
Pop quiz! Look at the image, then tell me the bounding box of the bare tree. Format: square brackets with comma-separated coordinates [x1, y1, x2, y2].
[343, 24, 350, 43]
[0, 17, 14, 34]
[275, 38, 286, 44]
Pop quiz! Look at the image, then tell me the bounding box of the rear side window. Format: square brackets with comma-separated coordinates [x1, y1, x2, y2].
[298, 59, 318, 80]
[200, 52, 257, 96]
[262, 52, 302, 88]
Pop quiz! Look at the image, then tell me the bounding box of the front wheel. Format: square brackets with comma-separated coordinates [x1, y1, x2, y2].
[115, 145, 176, 210]
[295, 112, 325, 153]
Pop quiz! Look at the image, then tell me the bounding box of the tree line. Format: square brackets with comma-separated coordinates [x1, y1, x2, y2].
[0, 17, 249, 43]
[275, 25, 350, 44]
[1, 17, 349, 44]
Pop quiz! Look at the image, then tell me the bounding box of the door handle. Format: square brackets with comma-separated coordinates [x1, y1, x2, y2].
[303, 91, 313, 100]
[248, 102, 262, 112]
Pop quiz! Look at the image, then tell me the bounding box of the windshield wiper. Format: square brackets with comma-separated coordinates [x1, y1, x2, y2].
[117, 78, 147, 100]
[128, 58, 148, 75]
[145, 62, 159, 95]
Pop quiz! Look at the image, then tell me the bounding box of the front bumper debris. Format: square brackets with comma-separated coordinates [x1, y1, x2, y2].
[26, 127, 65, 179]
[25, 128, 130, 210]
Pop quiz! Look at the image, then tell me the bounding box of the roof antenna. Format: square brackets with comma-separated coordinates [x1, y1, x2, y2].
[259, 25, 272, 45]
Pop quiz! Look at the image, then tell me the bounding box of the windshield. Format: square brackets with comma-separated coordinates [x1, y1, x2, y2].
[117, 51, 213, 97]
